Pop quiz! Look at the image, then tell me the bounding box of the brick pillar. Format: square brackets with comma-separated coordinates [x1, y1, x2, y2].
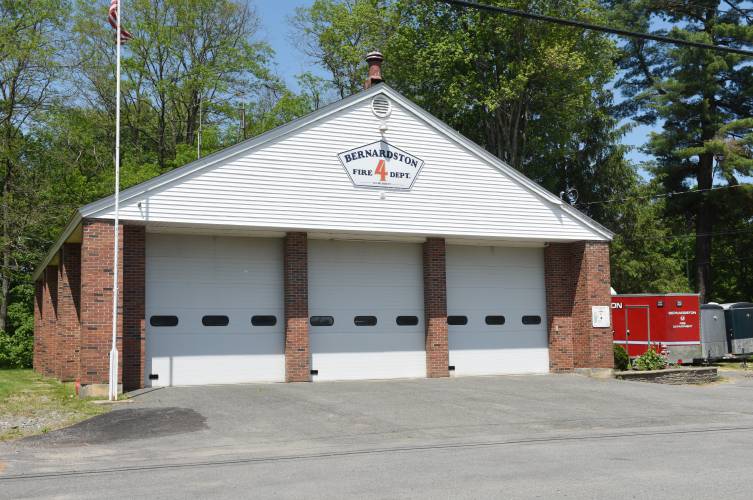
[42, 266, 59, 378]
[284, 232, 310, 382]
[122, 226, 146, 391]
[424, 238, 449, 378]
[57, 243, 81, 381]
[33, 279, 44, 374]
[80, 219, 123, 387]
[545, 241, 612, 372]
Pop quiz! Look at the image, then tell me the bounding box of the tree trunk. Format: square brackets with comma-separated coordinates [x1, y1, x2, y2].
[0, 157, 11, 332]
[695, 152, 714, 302]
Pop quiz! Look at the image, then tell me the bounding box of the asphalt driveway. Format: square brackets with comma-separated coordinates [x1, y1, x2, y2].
[2, 371, 753, 499]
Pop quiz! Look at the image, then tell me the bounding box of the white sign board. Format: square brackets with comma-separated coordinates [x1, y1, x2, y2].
[592, 306, 611, 328]
[338, 140, 424, 190]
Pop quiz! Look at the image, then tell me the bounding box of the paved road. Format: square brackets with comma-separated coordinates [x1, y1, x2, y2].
[2, 370, 753, 499]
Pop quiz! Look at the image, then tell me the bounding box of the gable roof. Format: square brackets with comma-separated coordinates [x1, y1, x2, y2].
[33, 83, 613, 280]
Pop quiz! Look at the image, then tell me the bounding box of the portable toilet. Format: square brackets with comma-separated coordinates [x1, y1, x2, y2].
[699, 304, 728, 358]
[721, 302, 753, 355]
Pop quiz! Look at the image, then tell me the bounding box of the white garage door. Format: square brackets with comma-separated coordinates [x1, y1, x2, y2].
[309, 240, 425, 381]
[145, 234, 284, 386]
[447, 245, 548, 375]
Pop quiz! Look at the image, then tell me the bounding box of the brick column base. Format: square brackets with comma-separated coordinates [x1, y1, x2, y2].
[284, 232, 310, 382]
[424, 238, 449, 378]
[57, 243, 81, 381]
[545, 241, 612, 372]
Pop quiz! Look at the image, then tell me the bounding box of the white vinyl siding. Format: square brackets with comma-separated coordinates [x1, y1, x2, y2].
[145, 233, 284, 386]
[309, 240, 425, 381]
[96, 92, 605, 242]
[447, 245, 549, 375]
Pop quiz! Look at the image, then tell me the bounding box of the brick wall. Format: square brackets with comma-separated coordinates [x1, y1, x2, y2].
[57, 243, 81, 381]
[32, 221, 145, 390]
[424, 238, 449, 378]
[545, 241, 612, 371]
[33, 279, 45, 374]
[80, 220, 123, 386]
[284, 232, 310, 382]
[78, 220, 146, 389]
[41, 266, 59, 378]
[122, 225, 146, 391]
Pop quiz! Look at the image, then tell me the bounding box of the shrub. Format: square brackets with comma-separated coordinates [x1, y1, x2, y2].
[1, 284, 35, 368]
[633, 347, 667, 371]
[613, 344, 629, 371]
[0, 329, 33, 368]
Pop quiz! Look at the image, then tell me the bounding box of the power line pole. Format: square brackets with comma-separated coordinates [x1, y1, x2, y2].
[197, 95, 202, 160]
[239, 106, 246, 141]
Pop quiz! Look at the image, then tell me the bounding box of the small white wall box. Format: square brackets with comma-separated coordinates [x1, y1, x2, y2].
[592, 306, 611, 328]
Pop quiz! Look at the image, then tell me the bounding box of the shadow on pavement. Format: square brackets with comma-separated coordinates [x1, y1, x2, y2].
[21, 407, 208, 447]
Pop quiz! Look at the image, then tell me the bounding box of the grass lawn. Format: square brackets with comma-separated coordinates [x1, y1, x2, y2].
[0, 369, 109, 442]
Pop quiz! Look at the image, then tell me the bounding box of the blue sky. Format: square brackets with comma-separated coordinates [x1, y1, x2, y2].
[254, 0, 654, 165]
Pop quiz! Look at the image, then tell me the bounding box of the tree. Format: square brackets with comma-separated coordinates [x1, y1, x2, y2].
[0, 0, 68, 332]
[607, 0, 753, 302]
[72, 0, 280, 170]
[291, 0, 394, 99]
[604, 179, 691, 293]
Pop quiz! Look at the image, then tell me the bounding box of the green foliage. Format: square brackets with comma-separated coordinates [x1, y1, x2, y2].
[0, 330, 33, 368]
[292, 0, 394, 98]
[388, 0, 624, 186]
[0, 285, 34, 368]
[606, 0, 753, 301]
[1, 0, 69, 334]
[607, 181, 690, 293]
[0, 0, 317, 349]
[613, 344, 629, 371]
[633, 347, 668, 371]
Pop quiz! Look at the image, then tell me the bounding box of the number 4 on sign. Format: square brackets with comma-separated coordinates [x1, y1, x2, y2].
[375, 159, 388, 182]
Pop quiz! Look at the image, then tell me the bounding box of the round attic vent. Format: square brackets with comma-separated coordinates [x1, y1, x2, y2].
[371, 95, 392, 118]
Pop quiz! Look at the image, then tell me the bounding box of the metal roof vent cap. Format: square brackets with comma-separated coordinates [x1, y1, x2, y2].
[371, 94, 392, 118]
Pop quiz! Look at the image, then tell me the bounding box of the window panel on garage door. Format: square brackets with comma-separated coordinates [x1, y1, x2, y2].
[145, 233, 284, 386]
[446, 245, 548, 376]
[309, 240, 425, 381]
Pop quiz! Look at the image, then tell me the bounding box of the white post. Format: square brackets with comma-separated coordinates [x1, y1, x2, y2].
[109, 0, 122, 401]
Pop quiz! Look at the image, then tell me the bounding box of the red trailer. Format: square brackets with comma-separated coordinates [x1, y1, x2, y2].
[611, 293, 701, 364]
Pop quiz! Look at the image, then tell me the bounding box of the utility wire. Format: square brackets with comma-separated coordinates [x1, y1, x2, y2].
[631, 227, 753, 242]
[438, 0, 753, 57]
[578, 184, 749, 206]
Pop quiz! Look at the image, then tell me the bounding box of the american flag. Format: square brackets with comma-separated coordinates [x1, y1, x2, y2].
[108, 0, 133, 42]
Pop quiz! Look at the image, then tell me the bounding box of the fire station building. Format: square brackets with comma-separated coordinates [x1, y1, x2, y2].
[32, 56, 614, 395]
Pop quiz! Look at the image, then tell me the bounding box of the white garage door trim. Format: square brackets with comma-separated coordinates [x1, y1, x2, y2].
[309, 239, 425, 381]
[447, 245, 549, 376]
[145, 233, 285, 386]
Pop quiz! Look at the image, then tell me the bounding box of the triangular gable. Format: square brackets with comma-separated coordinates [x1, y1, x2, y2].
[35, 84, 612, 280]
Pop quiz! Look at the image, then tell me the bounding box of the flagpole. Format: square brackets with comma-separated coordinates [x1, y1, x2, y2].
[109, 0, 122, 401]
